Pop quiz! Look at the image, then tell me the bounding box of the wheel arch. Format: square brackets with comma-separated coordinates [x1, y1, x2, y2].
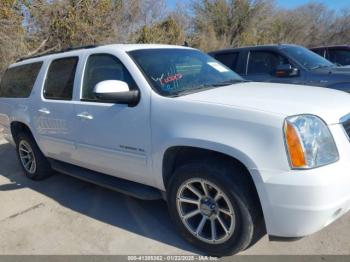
[10, 121, 36, 144]
[162, 145, 260, 189]
[162, 145, 267, 233]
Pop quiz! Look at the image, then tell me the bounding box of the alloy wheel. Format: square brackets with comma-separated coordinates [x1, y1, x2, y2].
[18, 140, 37, 174]
[176, 178, 236, 244]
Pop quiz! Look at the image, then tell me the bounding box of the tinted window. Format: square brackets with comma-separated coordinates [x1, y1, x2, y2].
[280, 46, 334, 70]
[0, 62, 42, 98]
[312, 48, 325, 57]
[214, 53, 238, 70]
[44, 57, 78, 100]
[82, 54, 137, 100]
[247, 51, 289, 75]
[129, 49, 243, 97]
[328, 49, 350, 66]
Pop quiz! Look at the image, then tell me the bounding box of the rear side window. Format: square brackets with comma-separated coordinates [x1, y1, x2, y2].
[44, 57, 78, 100]
[0, 62, 43, 98]
[214, 53, 238, 70]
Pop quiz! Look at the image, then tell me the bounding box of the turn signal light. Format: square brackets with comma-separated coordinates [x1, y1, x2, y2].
[284, 121, 306, 168]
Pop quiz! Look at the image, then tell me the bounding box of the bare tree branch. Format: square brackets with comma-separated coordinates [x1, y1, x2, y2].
[26, 38, 48, 56]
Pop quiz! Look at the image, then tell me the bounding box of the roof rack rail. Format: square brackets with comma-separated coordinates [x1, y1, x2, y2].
[16, 44, 98, 62]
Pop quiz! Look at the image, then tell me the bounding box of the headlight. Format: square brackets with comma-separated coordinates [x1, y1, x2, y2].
[283, 115, 339, 169]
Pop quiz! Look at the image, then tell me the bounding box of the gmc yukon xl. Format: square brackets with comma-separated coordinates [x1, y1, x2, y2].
[0, 44, 350, 256]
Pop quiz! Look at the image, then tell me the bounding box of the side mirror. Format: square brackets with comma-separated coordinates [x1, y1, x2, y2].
[275, 64, 299, 77]
[94, 80, 140, 106]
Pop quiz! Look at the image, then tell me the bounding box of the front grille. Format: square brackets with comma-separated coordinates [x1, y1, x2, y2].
[342, 118, 350, 139]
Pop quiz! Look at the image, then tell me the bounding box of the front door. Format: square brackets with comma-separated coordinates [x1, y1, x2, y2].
[73, 53, 151, 185]
[245, 51, 302, 84]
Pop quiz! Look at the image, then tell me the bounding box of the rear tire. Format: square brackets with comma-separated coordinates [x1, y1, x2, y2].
[15, 132, 52, 180]
[167, 160, 263, 256]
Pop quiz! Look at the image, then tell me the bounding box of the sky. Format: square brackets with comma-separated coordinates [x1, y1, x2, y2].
[166, 0, 350, 11]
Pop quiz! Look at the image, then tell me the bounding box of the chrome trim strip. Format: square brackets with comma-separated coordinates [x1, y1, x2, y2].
[245, 52, 250, 75]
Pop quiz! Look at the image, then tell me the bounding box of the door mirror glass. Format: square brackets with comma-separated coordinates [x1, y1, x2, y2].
[94, 80, 140, 106]
[275, 64, 299, 77]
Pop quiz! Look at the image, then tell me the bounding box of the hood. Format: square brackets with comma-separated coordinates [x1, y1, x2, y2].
[180, 82, 350, 124]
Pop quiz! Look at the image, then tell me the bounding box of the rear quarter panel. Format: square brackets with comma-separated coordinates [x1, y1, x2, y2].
[0, 58, 48, 147]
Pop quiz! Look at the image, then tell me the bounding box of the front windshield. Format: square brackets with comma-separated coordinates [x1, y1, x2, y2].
[128, 48, 244, 97]
[280, 46, 334, 70]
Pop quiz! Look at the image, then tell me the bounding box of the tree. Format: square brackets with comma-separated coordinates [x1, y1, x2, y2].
[0, 0, 27, 75]
[26, 0, 123, 53]
[134, 16, 185, 44]
[269, 4, 334, 47]
[191, 0, 276, 51]
[2, 0, 350, 77]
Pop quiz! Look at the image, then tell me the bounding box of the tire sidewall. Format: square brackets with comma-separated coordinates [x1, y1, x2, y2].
[15, 133, 50, 180]
[167, 162, 255, 256]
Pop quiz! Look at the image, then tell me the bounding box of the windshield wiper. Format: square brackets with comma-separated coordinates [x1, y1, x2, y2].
[170, 85, 216, 97]
[169, 79, 248, 97]
[212, 79, 249, 87]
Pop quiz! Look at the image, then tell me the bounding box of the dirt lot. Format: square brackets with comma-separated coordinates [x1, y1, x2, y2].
[0, 135, 349, 255]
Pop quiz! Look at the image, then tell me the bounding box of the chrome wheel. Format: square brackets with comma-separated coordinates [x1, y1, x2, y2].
[176, 178, 236, 244]
[18, 140, 36, 174]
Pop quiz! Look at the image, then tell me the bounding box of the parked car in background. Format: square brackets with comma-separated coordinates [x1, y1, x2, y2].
[310, 45, 350, 66]
[1, 44, 350, 256]
[209, 44, 350, 92]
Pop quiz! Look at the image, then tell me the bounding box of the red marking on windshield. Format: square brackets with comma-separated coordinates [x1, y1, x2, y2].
[160, 73, 183, 84]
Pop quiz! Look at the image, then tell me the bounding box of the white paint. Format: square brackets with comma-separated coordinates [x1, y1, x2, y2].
[94, 80, 130, 93]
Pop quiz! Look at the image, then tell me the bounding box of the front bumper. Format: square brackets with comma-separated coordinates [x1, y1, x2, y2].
[254, 124, 350, 237]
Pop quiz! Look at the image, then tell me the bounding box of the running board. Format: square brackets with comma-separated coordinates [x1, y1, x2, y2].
[49, 159, 163, 200]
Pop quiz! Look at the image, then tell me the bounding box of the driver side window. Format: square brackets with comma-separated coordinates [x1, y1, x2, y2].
[82, 54, 137, 101]
[247, 51, 289, 75]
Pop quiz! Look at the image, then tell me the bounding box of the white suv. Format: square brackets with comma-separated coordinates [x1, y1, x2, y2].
[0, 44, 350, 256]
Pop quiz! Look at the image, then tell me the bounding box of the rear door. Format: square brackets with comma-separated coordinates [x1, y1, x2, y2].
[33, 56, 79, 163]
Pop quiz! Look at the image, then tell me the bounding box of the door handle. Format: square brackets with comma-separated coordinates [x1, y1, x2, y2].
[38, 108, 50, 115]
[77, 112, 93, 120]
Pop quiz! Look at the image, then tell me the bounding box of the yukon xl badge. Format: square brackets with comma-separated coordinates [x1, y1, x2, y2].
[120, 145, 145, 153]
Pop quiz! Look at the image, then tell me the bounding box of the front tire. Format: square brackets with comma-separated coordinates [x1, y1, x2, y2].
[15, 132, 52, 180]
[167, 160, 263, 256]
